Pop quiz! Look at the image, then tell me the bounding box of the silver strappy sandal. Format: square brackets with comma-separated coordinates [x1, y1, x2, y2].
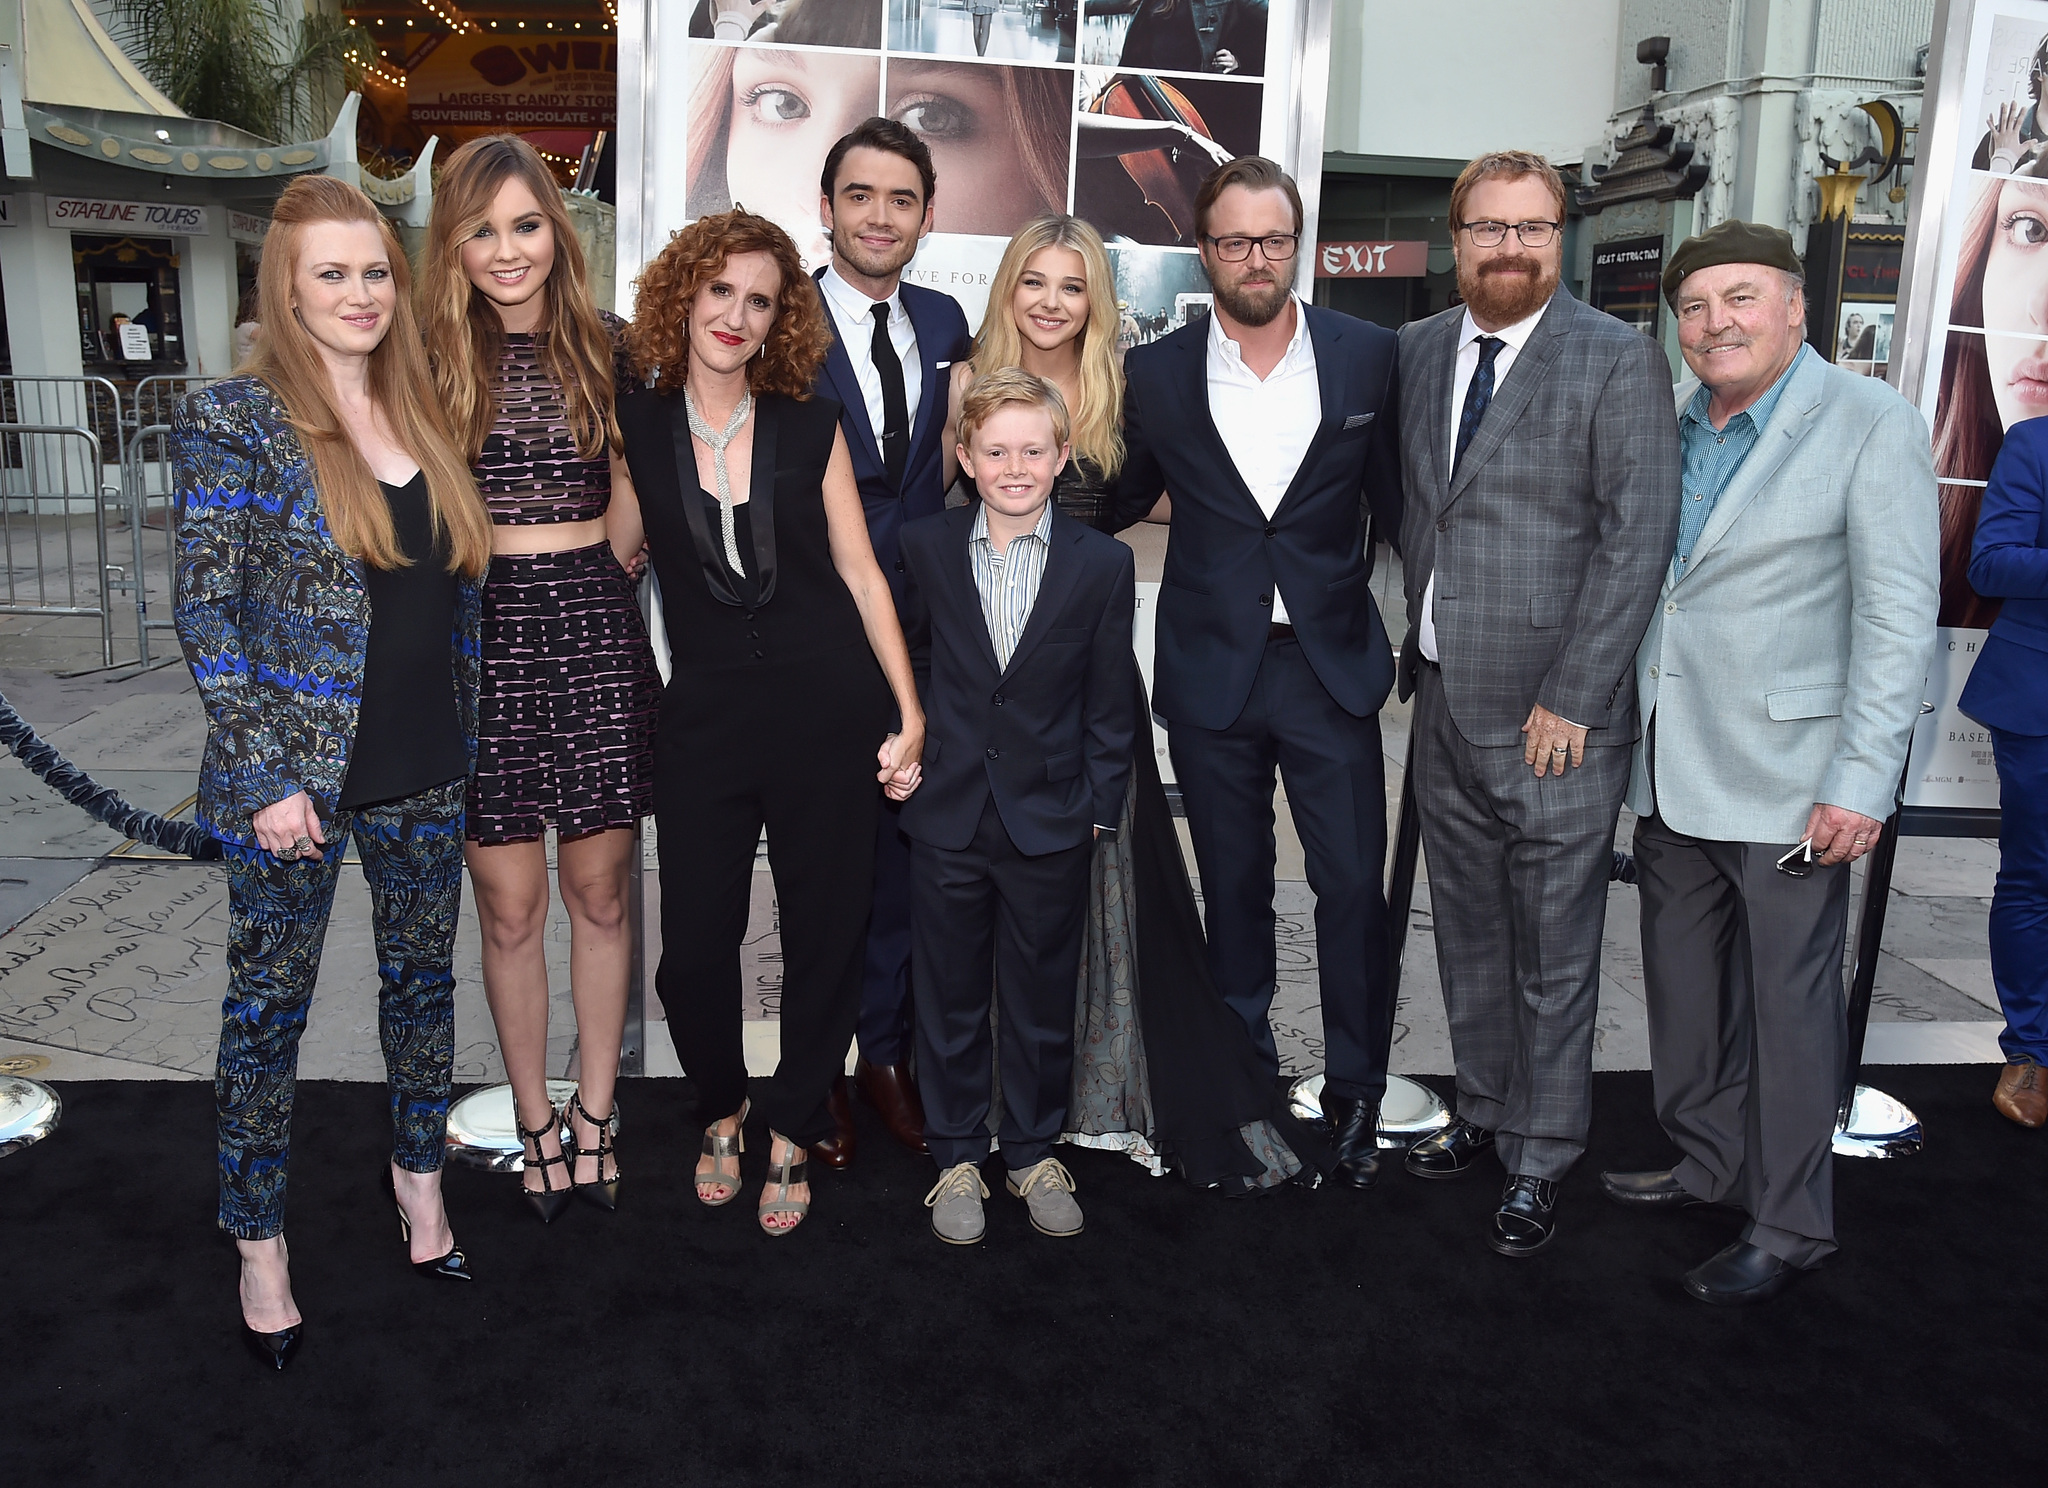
[757, 1131, 810, 1237]
[695, 1099, 748, 1207]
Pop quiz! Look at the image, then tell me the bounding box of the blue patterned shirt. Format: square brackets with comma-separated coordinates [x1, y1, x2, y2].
[1674, 343, 1809, 579]
[969, 500, 1055, 669]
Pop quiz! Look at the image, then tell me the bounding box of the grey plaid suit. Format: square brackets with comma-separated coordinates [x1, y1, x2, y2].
[1395, 289, 1680, 1179]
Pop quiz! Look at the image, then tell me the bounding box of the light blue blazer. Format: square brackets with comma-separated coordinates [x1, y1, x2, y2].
[1627, 350, 1940, 843]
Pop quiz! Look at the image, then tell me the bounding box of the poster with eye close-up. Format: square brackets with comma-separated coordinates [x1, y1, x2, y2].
[620, 0, 1322, 767]
[628, 0, 1312, 286]
[1892, 0, 2048, 814]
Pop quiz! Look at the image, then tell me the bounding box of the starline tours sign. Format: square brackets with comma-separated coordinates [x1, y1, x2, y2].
[45, 196, 210, 234]
[408, 32, 618, 130]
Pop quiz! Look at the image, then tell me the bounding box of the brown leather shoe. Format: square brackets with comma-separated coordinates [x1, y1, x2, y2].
[1993, 1062, 2047, 1128]
[856, 1057, 928, 1153]
[811, 1076, 858, 1170]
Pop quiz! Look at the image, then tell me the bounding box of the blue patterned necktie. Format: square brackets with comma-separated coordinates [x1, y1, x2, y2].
[1453, 335, 1504, 475]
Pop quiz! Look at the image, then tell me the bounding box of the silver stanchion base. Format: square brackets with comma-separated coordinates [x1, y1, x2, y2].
[1831, 1084, 1922, 1159]
[1286, 1072, 1452, 1150]
[0, 1074, 62, 1158]
[445, 1080, 620, 1172]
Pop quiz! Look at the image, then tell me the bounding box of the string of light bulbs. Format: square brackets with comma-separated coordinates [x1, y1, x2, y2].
[413, 0, 479, 35]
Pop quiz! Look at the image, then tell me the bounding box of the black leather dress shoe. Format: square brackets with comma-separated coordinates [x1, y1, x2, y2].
[811, 1076, 857, 1171]
[1322, 1094, 1382, 1189]
[1489, 1175, 1559, 1257]
[1599, 1168, 1708, 1210]
[1404, 1117, 1494, 1179]
[1684, 1241, 1797, 1305]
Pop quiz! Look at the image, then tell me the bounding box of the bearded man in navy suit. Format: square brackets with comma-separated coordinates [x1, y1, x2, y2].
[808, 117, 974, 1165]
[1110, 156, 1404, 1190]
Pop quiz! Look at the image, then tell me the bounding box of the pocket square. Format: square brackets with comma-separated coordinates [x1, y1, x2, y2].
[1342, 412, 1375, 429]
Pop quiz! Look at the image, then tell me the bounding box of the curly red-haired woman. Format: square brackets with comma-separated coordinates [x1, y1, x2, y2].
[616, 209, 925, 1235]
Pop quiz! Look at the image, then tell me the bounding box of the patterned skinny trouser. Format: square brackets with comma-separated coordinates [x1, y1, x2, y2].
[215, 777, 467, 1239]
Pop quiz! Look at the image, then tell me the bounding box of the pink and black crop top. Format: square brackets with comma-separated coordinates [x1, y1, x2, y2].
[472, 309, 630, 526]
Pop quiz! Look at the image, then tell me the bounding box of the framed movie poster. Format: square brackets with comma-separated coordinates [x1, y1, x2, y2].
[1888, 0, 2048, 822]
[615, 0, 1332, 328]
[615, 0, 1337, 778]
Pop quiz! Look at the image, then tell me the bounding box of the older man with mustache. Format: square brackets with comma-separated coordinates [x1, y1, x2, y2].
[1601, 220, 1937, 1304]
[1393, 151, 1680, 1257]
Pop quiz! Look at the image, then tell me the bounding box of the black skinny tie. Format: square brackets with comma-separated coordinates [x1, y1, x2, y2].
[1453, 335, 1504, 475]
[870, 301, 909, 491]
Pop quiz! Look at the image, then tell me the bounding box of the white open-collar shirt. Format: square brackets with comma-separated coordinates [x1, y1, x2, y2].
[1207, 295, 1318, 625]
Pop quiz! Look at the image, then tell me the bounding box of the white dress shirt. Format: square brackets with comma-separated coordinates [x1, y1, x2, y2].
[1417, 298, 1551, 662]
[819, 263, 922, 454]
[1207, 295, 1318, 624]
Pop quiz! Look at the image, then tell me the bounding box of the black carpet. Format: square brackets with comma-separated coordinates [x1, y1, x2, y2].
[6, 1067, 2043, 1487]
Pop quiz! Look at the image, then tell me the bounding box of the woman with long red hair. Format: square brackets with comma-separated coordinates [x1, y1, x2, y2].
[173, 174, 494, 1369]
[419, 134, 662, 1223]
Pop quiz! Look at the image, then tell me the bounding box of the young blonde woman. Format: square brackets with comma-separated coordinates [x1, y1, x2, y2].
[172, 175, 495, 1369]
[943, 214, 1331, 1193]
[419, 135, 662, 1222]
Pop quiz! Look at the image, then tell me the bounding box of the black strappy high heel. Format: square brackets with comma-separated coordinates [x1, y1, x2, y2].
[381, 1164, 475, 1281]
[516, 1102, 574, 1224]
[566, 1091, 620, 1212]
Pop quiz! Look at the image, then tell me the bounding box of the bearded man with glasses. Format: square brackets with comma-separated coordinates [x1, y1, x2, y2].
[1391, 150, 1680, 1257]
[1110, 155, 1405, 1191]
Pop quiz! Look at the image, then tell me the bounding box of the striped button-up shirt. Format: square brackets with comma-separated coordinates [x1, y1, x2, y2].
[969, 500, 1054, 670]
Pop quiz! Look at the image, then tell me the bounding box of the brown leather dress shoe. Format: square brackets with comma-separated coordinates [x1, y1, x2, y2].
[1993, 1061, 2047, 1128]
[811, 1076, 858, 1170]
[856, 1057, 929, 1153]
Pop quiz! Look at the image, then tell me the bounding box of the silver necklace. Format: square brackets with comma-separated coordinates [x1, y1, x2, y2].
[684, 384, 753, 577]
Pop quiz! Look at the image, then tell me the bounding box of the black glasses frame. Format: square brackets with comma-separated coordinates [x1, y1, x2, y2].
[1458, 220, 1563, 248]
[1201, 233, 1301, 263]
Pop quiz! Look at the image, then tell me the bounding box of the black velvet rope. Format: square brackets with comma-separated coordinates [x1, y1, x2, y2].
[0, 689, 220, 860]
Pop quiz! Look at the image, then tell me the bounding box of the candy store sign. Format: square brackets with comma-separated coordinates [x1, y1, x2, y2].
[46, 196, 211, 235]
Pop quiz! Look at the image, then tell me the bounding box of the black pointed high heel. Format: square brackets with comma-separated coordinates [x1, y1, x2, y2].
[516, 1103, 574, 1224]
[382, 1165, 475, 1281]
[566, 1091, 620, 1212]
[242, 1321, 302, 1371]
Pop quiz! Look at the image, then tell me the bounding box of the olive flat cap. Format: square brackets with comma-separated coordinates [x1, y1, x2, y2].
[1662, 219, 1803, 308]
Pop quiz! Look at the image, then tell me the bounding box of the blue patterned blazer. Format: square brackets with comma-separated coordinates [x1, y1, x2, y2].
[172, 376, 482, 849]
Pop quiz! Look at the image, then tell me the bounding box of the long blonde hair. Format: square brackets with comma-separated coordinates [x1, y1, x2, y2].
[249, 175, 492, 576]
[972, 215, 1124, 479]
[420, 134, 621, 463]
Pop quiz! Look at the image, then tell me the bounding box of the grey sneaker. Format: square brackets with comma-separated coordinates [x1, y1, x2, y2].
[924, 1161, 990, 1245]
[1006, 1157, 1083, 1237]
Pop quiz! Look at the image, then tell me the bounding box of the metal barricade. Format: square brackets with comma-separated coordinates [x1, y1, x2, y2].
[126, 375, 214, 436]
[122, 422, 182, 667]
[0, 376, 124, 471]
[0, 423, 125, 667]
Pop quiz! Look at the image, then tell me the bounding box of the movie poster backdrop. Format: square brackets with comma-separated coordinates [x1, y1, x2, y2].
[618, 0, 1331, 771]
[621, 0, 1318, 324]
[1892, 0, 2048, 815]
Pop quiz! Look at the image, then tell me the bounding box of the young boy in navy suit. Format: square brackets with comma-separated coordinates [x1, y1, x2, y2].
[897, 370, 1138, 1245]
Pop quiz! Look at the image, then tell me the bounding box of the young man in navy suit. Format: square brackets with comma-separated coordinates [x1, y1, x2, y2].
[898, 371, 1138, 1245]
[1110, 157, 1404, 1190]
[810, 118, 975, 1164]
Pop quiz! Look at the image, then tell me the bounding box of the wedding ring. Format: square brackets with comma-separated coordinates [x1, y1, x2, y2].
[1551, 745, 1567, 754]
